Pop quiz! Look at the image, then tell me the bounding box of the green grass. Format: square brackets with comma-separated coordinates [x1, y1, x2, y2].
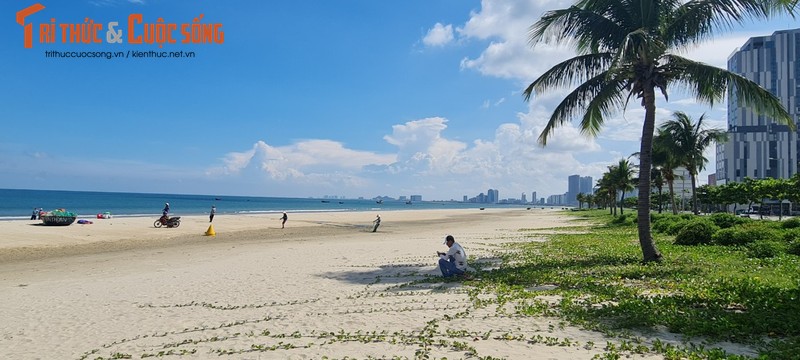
[469, 209, 800, 359]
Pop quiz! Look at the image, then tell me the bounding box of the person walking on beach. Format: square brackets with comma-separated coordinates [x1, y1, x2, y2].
[438, 235, 467, 277]
[280, 211, 288, 229]
[209, 205, 216, 223]
[31, 208, 38, 220]
[372, 214, 381, 232]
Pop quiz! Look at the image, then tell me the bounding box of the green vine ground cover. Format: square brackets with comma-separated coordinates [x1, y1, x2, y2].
[480, 210, 800, 359]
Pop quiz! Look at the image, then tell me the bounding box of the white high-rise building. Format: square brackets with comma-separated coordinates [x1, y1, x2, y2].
[717, 28, 800, 184]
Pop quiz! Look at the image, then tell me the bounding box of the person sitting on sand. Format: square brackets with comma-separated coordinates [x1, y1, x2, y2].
[437, 235, 467, 277]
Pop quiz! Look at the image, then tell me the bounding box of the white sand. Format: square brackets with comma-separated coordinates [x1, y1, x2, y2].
[0, 208, 738, 359]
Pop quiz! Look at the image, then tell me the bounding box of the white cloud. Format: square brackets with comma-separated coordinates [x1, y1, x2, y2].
[204, 140, 396, 196]
[199, 110, 628, 199]
[422, 23, 454, 47]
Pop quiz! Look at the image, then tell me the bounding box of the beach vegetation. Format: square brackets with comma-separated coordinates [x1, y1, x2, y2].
[523, 0, 797, 263]
[471, 209, 800, 358]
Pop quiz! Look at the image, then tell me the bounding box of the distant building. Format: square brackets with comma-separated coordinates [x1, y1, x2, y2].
[521, 193, 527, 203]
[410, 195, 422, 202]
[547, 194, 566, 205]
[579, 176, 594, 195]
[487, 189, 499, 203]
[463, 195, 468, 202]
[567, 175, 580, 205]
[531, 191, 537, 204]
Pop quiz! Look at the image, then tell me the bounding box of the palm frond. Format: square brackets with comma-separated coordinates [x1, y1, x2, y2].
[529, 4, 629, 53]
[663, 55, 794, 129]
[537, 74, 627, 145]
[579, 79, 629, 138]
[523, 53, 614, 101]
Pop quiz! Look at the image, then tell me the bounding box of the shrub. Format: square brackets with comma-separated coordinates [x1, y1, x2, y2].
[781, 217, 800, 229]
[746, 240, 786, 258]
[679, 213, 696, 221]
[674, 220, 720, 246]
[712, 228, 743, 246]
[651, 214, 688, 232]
[609, 213, 633, 226]
[652, 216, 674, 233]
[783, 229, 800, 243]
[712, 223, 782, 247]
[709, 213, 748, 229]
[788, 240, 800, 256]
[665, 219, 690, 236]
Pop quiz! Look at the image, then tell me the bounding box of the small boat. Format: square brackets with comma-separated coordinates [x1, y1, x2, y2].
[41, 209, 77, 226]
[338, 201, 344, 204]
[321, 200, 330, 203]
[376, 199, 383, 204]
[405, 201, 412, 205]
[215, 197, 221, 201]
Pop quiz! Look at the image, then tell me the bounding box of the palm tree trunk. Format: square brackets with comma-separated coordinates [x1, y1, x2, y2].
[667, 180, 678, 215]
[637, 89, 662, 263]
[690, 171, 699, 215]
[620, 192, 625, 215]
[657, 187, 663, 213]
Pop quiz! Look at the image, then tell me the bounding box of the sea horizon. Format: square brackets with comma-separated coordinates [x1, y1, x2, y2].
[0, 188, 553, 220]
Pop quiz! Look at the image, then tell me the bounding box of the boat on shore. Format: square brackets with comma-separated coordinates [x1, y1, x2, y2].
[40, 209, 77, 226]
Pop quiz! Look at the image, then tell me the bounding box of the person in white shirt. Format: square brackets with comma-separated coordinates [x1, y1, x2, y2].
[438, 235, 467, 277]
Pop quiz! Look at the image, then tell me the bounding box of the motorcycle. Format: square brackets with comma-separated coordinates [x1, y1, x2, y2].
[154, 215, 181, 228]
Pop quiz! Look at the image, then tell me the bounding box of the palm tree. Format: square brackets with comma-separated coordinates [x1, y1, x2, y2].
[523, 0, 796, 262]
[659, 111, 728, 214]
[653, 128, 683, 215]
[576, 192, 586, 209]
[585, 193, 595, 209]
[611, 158, 637, 215]
[597, 171, 618, 215]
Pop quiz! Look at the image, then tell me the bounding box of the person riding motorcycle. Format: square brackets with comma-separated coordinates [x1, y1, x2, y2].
[160, 203, 170, 223]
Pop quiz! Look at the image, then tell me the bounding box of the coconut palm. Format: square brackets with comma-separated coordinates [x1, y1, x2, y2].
[523, 0, 796, 262]
[659, 111, 728, 214]
[597, 171, 618, 215]
[652, 128, 683, 215]
[611, 158, 637, 215]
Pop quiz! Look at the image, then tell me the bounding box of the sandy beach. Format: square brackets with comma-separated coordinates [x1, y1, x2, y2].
[0, 208, 666, 359]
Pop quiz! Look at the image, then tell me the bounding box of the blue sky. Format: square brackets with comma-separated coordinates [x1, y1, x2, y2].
[1, 0, 796, 200]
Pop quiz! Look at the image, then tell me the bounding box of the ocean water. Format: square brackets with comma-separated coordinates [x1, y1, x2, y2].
[0, 189, 542, 220]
